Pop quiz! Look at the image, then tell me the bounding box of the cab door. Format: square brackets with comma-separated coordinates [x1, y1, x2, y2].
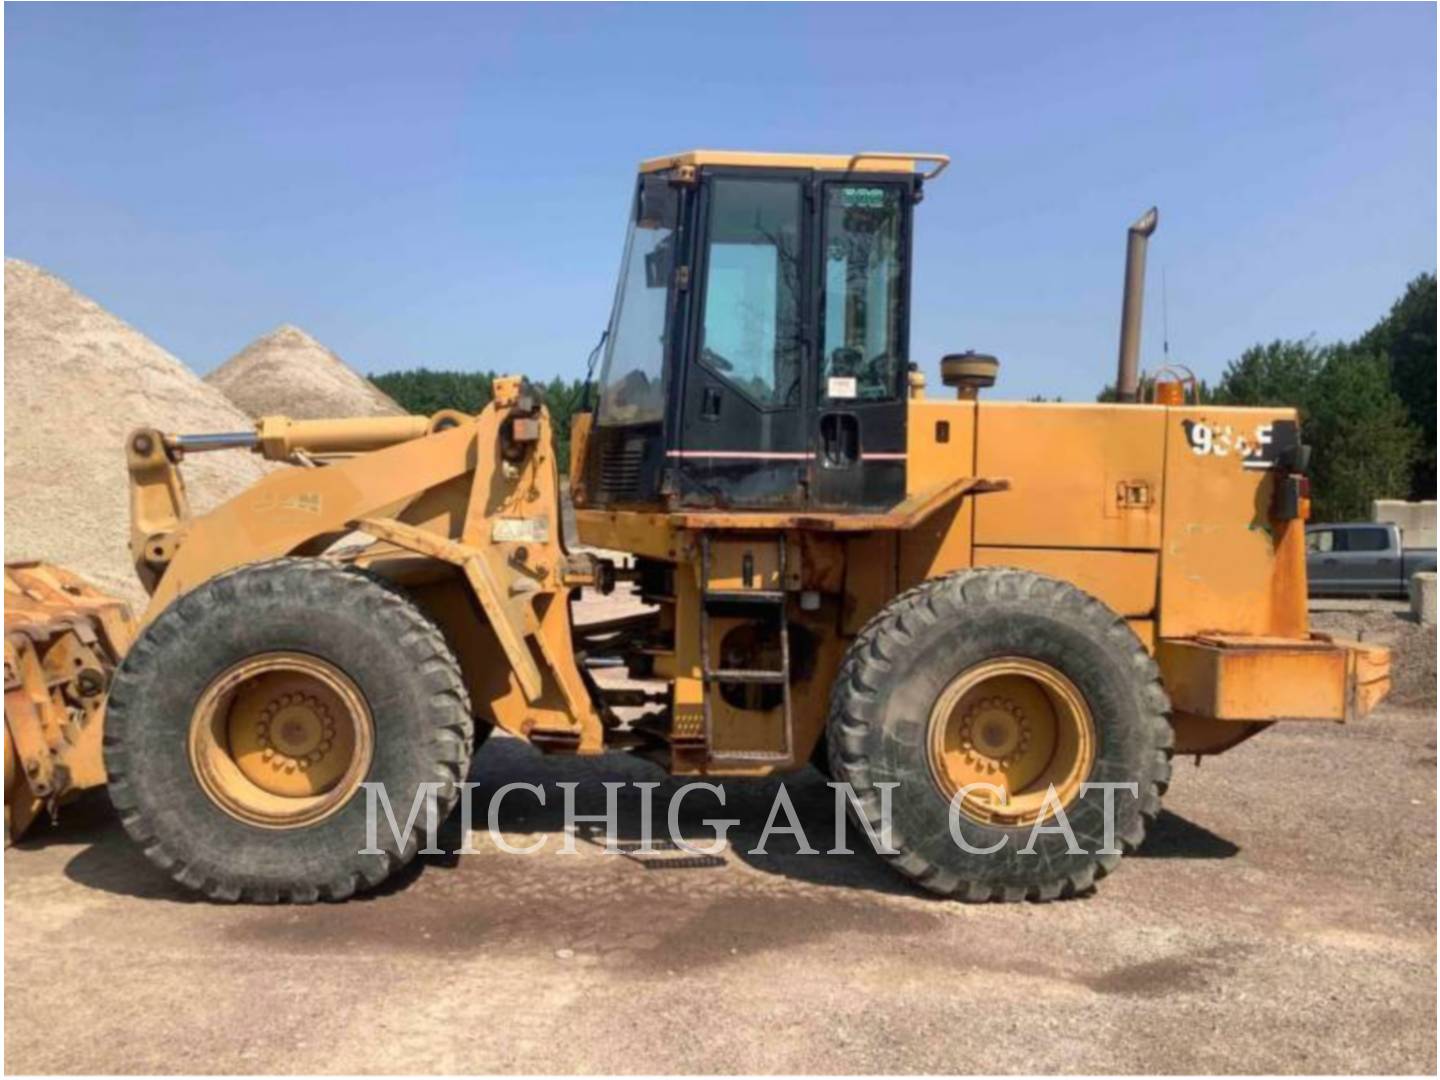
[672, 172, 811, 509]
[809, 179, 911, 509]
[1341, 525, 1401, 595]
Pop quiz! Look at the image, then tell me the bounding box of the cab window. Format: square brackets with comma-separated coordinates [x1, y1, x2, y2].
[596, 186, 677, 427]
[821, 183, 905, 402]
[1346, 527, 1390, 552]
[697, 178, 803, 408]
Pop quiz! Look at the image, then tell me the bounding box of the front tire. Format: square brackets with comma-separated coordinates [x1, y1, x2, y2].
[104, 559, 474, 902]
[828, 568, 1172, 901]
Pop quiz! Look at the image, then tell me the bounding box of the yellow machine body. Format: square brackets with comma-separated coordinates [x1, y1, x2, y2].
[112, 151, 1388, 777]
[570, 397, 1388, 767]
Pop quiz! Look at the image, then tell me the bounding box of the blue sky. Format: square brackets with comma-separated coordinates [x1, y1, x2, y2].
[5, 3, 1435, 401]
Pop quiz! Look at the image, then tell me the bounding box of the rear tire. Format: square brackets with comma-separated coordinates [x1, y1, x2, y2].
[828, 568, 1172, 901]
[104, 558, 474, 902]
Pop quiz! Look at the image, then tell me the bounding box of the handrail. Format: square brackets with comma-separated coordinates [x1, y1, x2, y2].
[847, 151, 951, 181]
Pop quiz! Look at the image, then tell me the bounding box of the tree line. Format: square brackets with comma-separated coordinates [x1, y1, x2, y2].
[1099, 274, 1434, 521]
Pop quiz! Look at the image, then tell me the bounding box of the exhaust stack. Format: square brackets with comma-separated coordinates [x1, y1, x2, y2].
[1115, 207, 1158, 403]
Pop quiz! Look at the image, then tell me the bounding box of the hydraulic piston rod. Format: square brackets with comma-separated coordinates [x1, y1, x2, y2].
[165, 431, 259, 453]
[164, 415, 434, 460]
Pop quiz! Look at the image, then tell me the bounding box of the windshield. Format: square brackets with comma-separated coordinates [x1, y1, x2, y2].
[595, 185, 677, 427]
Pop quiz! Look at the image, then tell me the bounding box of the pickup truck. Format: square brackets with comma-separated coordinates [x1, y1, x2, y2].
[1306, 522, 1437, 598]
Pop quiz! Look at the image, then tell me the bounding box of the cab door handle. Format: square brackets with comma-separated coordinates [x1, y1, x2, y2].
[701, 386, 722, 421]
[819, 413, 859, 467]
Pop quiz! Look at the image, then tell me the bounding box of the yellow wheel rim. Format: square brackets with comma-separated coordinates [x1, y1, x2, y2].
[927, 657, 1096, 827]
[189, 652, 374, 829]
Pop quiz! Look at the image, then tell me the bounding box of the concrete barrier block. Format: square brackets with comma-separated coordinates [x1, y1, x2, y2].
[1372, 499, 1438, 550]
[1410, 571, 1437, 626]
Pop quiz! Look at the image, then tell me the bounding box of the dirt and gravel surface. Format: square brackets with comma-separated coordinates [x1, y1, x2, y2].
[205, 324, 403, 420]
[6, 602, 1436, 1074]
[3, 259, 267, 608]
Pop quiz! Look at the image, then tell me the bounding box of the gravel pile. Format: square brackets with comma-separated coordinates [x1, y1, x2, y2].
[205, 324, 403, 420]
[1310, 608, 1437, 707]
[4, 258, 267, 608]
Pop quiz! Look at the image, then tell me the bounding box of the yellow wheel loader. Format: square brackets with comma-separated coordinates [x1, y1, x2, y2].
[94, 151, 1388, 902]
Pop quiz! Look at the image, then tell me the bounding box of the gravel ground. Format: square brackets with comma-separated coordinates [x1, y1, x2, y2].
[5, 690, 1435, 1074]
[1309, 608, 1436, 707]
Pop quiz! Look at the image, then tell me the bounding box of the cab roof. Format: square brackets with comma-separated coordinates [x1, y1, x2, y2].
[639, 150, 949, 179]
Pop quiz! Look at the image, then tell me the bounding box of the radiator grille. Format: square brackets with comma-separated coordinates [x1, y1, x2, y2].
[596, 434, 647, 503]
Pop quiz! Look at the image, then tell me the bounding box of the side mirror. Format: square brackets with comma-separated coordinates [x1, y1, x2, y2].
[637, 174, 677, 229]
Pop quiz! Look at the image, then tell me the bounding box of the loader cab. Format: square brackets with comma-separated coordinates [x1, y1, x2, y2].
[584, 151, 946, 512]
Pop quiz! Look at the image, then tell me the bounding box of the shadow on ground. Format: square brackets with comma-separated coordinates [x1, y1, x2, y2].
[52, 735, 1237, 904]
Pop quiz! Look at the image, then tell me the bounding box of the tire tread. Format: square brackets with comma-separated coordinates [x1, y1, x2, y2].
[827, 566, 1173, 902]
[104, 558, 474, 903]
